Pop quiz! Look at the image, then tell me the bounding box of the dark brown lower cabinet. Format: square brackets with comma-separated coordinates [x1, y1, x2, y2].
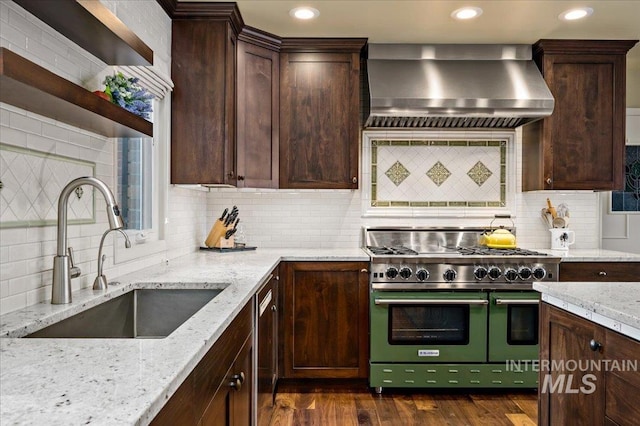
[539, 302, 640, 426]
[281, 261, 369, 379]
[151, 302, 253, 426]
[559, 262, 640, 282]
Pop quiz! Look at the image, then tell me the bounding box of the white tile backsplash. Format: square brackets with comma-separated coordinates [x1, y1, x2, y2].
[207, 127, 600, 251]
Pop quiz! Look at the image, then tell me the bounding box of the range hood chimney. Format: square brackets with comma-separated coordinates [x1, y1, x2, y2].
[365, 44, 555, 129]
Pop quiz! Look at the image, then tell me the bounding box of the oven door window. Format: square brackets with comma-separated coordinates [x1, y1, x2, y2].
[507, 304, 538, 345]
[388, 304, 469, 345]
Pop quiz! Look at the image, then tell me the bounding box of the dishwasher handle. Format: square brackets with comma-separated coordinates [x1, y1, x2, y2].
[494, 298, 539, 305]
[374, 298, 489, 306]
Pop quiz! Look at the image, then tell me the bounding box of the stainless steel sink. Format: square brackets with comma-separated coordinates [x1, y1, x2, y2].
[25, 288, 223, 339]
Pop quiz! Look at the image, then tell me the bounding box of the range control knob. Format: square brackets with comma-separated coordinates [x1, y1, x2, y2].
[386, 267, 399, 279]
[443, 269, 457, 282]
[399, 267, 412, 280]
[488, 267, 502, 280]
[474, 266, 488, 280]
[504, 268, 518, 282]
[532, 267, 547, 280]
[416, 269, 430, 281]
[518, 267, 533, 280]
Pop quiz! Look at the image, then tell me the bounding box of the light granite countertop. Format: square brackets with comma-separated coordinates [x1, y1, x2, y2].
[534, 281, 640, 341]
[538, 248, 640, 262]
[0, 248, 368, 426]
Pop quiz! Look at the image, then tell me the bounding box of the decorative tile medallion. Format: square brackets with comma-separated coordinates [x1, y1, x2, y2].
[426, 161, 451, 187]
[467, 161, 493, 187]
[385, 161, 411, 186]
[0, 144, 96, 228]
[370, 139, 507, 208]
[611, 146, 640, 212]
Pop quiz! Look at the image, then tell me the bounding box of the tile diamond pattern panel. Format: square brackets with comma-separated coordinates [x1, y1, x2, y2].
[467, 161, 493, 186]
[371, 140, 506, 208]
[426, 161, 451, 187]
[0, 144, 96, 228]
[385, 161, 411, 186]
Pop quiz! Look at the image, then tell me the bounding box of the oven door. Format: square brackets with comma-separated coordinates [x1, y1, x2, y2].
[370, 291, 488, 363]
[488, 291, 539, 362]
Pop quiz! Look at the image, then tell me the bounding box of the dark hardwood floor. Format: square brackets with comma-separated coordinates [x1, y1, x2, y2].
[268, 382, 538, 426]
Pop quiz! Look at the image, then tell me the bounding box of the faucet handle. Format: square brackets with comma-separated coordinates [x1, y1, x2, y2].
[68, 247, 81, 278]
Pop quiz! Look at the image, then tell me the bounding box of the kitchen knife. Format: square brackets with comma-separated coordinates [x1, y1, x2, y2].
[225, 228, 237, 239]
[225, 210, 237, 227]
[219, 208, 228, 221]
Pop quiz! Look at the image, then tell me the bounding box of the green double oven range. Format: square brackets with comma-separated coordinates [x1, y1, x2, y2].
[364, 227, 561, 393]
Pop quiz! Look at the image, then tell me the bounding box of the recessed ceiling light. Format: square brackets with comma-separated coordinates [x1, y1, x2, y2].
[451, 7, 483, 20]
[289, 7, 320, 20]
[559, 7, 594, 21]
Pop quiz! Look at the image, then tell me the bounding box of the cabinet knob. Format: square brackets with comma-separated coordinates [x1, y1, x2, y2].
[237, 175, 245, 181]
[598, 271, 607, 276]
[352, 176, 358, 184]
[227, 171, 235, 178]
[361, 269, 368, 273]
[271, 304, 277, 312]
[589, 339, 602, 352]
[229, 371, 245, 391]
[545, 177, 552, 185]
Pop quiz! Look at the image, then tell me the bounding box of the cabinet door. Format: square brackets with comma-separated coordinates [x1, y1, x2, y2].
[200, 334, 253, 426]
[171, 20, 236, 185]
[604, 330, 640, 426]
[559, 262, 640, 282]
[544, 54, 624, 190]
[538, 303, 606, 426]
[282, 262, 369, 378]
[279, 50, 361, 189]
[237, 40, 279, 188]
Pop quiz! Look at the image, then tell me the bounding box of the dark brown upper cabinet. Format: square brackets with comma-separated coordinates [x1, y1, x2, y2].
[171, 15, 238, 185]
[522, 39, 638, 191]
[170, 4, 283, 187]
[14, 0, 153, 66]
[236, 28, 280, 189]
[279, 39, 366, 189]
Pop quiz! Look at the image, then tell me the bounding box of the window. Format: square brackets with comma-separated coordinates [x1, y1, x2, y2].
[117, 137, 154, 231]
[114, 96, 168, 252]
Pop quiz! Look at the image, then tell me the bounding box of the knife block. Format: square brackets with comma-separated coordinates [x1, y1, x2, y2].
[215, 236, 234, 248]
[204, 219, 227, 248]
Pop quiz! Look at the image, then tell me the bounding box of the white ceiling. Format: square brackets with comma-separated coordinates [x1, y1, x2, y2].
[212, 0, 640, 68]
[186, 1, 640, 103]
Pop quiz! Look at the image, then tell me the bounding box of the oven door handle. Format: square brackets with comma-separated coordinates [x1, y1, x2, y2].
[494, 299, 540, 305]
[374, 298, 489, 305]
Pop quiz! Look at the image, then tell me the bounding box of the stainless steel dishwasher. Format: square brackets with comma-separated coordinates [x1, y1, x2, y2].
[255, 270, 279, 426]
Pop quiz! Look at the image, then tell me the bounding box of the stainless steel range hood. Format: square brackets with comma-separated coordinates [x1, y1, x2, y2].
[365, 44, 554, 129]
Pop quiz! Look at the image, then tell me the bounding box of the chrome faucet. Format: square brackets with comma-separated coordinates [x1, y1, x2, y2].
[52, 177, 125, 304]
[93, 229, 131, 290]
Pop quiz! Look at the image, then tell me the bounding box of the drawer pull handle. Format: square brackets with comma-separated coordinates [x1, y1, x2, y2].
[589, 339, 602, 352]
[598, 271, 607, 276]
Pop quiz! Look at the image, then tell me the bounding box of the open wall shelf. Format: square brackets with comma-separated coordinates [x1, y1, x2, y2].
[0, 48, 153, 138]
[14, 0, 153, 66]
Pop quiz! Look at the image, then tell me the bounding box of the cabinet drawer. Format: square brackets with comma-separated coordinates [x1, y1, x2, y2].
[559, 262, 640, 281]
